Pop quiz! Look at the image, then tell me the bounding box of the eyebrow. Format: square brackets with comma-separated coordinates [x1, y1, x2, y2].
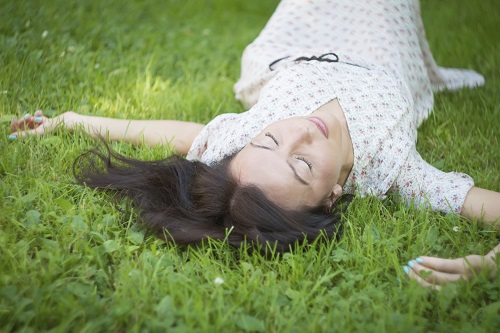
[250, 142, 272, 151]
[249, 142, 309, 185]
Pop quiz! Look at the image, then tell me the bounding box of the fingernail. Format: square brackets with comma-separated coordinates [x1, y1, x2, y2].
[403, 266, 410, 275]
[407, 261, 414, 268]
[416, 257, 423, 264]
[24, 113, 30, 118]
[11, 118, 15, 123]
[8, 135, 17, 140]
[34, 116, 43, 122]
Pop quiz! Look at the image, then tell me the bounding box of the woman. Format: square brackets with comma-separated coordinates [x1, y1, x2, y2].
[9, 0, 499, 288]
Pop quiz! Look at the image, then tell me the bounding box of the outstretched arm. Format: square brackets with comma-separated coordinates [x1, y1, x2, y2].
[9, 110, 205, 155]
[395, 151, 500, 287]
[461, 187, 500, 229]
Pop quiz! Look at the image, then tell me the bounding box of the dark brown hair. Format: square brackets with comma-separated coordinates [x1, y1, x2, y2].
[74, 143, 348, 252]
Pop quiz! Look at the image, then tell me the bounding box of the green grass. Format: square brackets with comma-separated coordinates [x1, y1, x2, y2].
[1, 0, 499, 332]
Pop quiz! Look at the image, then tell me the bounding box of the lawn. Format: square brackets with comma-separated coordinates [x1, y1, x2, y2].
[1, 0, 499, 332]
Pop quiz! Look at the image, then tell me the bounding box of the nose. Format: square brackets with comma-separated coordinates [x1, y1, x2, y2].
[277, 124, 313, 159]
[289, 124, 313, 146]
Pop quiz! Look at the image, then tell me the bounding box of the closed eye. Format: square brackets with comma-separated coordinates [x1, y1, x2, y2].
[265, 132, 279, 146]
[296, 156, 312, 170]
[248, 134, 310, 186]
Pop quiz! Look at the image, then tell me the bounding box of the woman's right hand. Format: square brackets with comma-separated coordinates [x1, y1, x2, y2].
[9, 110, 80, 139]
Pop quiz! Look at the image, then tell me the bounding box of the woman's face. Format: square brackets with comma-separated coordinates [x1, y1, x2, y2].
[230, 108, 345, 211]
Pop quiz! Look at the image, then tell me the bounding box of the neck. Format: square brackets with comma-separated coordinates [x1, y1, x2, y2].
[338, 122, 354, 186]
[314, 98, 355, 186]
[331, 102, 354, 186]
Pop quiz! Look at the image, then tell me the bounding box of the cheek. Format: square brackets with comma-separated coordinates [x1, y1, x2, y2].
[315, 148, 336, 170]
[316, 154, 338, 181]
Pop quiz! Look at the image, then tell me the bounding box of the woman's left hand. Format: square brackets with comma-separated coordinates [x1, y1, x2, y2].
[403, 243, 499, 289]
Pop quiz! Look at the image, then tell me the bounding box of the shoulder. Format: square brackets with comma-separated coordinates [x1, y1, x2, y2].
[186, 113, 242, 163]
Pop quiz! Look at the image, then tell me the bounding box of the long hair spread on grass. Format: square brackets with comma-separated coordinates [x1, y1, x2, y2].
[73, 141, 349, 252]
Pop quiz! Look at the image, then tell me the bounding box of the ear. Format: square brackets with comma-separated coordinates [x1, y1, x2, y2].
[325, 184, 343, 210]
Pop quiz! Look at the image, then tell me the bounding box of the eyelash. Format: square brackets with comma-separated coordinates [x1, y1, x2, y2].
[296, 156, 312, 170]
[265, 132, 312, 170]
[265, 132, 278, 145]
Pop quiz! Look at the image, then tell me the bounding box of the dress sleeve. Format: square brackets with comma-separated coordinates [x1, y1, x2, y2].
[391, 150, 474, 214]
[186, 113, 242, 164]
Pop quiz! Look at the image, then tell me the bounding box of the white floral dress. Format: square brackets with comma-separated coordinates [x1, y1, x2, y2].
[187, 0, 483, 214]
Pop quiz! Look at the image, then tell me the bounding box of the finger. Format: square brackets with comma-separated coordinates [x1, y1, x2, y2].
[10, 118, 17, 132]
[11, 126, 45, 138]
[403, 266, 441, 290]
[24, 115, 37, 128]
[10, 116, 60, 139]
[17, 118, 58, 138]
[33, 110, 45, 124]
[10, 115, 26, 131]
[11, 114, 35, 131]
[10, 112, 48, 137]
[413, 256, 467, 274]
[408, 260, 464, 284]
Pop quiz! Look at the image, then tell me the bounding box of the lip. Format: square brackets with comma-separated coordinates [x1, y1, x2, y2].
[307, 117, 329, 138]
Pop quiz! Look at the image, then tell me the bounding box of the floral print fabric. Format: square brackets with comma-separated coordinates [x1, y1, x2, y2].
[187, 0, 483, 213]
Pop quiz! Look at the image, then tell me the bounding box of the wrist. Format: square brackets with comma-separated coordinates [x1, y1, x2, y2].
[61, 111, 82, 130]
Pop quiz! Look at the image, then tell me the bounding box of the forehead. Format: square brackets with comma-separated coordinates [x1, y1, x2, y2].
[262, 116, 301, 130]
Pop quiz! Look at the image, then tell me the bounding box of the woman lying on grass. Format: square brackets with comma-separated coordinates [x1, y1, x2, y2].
[9, 0, 499, 288]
